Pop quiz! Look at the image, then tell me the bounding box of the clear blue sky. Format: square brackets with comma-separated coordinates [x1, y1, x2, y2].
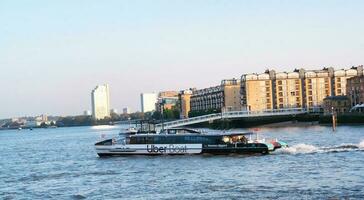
[1, 0, 364, 118]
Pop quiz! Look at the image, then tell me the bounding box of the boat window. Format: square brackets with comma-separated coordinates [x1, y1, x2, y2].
[146, 136, 153, 144]
[132, 136, 147, 144]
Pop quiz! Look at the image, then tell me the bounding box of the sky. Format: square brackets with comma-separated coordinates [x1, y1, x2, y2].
[1, 0, 364, 119]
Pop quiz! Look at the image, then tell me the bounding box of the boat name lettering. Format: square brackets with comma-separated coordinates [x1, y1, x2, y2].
[146, 144, 187, 154]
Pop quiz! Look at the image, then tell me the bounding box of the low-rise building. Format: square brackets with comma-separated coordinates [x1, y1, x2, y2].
[323, 96, 350, 115]
[347, 76, 364, 107]
[156, 91, 179, 112]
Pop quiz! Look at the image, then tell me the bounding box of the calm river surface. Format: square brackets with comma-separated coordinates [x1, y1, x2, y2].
[1, 125, 364, 199]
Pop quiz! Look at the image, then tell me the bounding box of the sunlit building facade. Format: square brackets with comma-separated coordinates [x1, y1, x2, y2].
[140, 93, 157, 113]
[304, 69, 333, 110]
[275, 72, 304, 109]
[241, 71, 274, 111]
[91, 84, 111, 120]
[333, 68, 360, 96]
[240, 66, 364, 112]
[179, 89, 193, 119]
[189, 79, 241, 115]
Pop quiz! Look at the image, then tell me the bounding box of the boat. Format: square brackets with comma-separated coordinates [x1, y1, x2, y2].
[95, 128, 287, 156]
[119, 127, 138, 135]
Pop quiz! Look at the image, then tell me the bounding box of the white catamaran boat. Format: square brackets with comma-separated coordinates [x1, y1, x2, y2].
[95, 128, 288, 156]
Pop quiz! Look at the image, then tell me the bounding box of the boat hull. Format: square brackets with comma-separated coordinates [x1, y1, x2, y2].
[95, 143, 270, 156]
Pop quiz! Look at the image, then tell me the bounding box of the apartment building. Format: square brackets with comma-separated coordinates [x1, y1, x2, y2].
[190, 85, 223, 112]
[304, 69, 333, 110]
[221, 79, 241, 112]
[333, 68, 360, 96]
[240, 66, 363, 111]
[241, 71, 274, 111]
[275, 72, 303, 109]
[188, 79, 240, 116]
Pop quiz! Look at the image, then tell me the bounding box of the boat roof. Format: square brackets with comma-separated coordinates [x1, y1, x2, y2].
[129, 131, 254, 137]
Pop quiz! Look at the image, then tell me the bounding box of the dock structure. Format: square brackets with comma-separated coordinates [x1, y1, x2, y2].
[155, 108, 307, 131]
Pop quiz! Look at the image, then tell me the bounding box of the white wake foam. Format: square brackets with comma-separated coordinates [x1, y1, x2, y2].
[275, 140, 364, 155]
[359, 140, 364, 150]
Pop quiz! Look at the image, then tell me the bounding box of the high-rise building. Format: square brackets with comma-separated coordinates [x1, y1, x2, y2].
[91, 84, 110, 120]
[140, 93, 157, 113]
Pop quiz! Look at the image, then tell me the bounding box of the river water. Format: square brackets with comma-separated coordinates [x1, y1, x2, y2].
[1, 124, 364, 199]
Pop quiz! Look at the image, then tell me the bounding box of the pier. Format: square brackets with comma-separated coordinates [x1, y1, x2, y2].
[155, 108, 307, 131]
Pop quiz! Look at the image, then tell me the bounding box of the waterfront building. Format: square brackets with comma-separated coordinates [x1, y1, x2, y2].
[240, 66, 364, 112]
[275, 71, 303, 109]
[91, 84, 111, 120]
[333, 68, 360, 96]
[189, 79, 240, 115]
[123, 107, 131, 114]
[35, 114, 48, 122]
[221, 79, 241, 112]
[347, 76, 364, 107]
[241, 71, 274, 111]
[156, 91, 179, 112]
[179, 89, 193, 119]
[140, 93, 157, 113]
[323, 96, 350, 114]
[303, 68, 334, 111]
[190, 85, 223, 113]
[83, 110, 91, 116]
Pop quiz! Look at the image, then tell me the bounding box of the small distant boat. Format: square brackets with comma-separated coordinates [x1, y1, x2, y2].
[95, 128, 288, 157]
[119, 127, 138, 135]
